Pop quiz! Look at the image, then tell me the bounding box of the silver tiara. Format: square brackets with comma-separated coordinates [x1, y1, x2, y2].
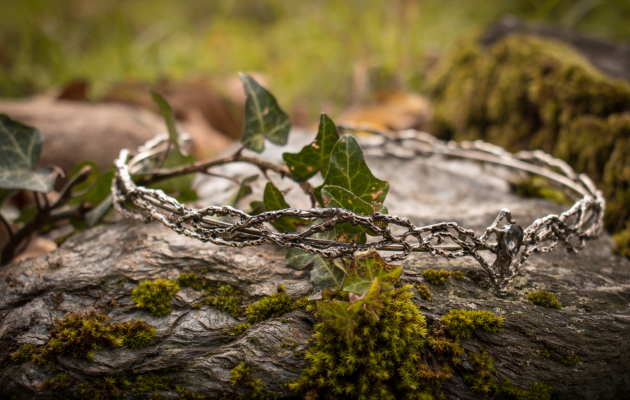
[111, 127, 604, 296]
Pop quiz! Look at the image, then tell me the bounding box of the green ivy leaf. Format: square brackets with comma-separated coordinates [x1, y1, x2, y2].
[228, 174, 259, 207]
[316, 299, 357, 344]
[248, 200, 265, 216]
[321, 185, 387, 243]
[239, 73, 291, 153]
[0, 115, 61, 193]
[67, 162, 115, 207]
[150, 91, 180, 152]
[149, 149, 197, 203]
[85, 194, 113, 228]
[314, 134, 388, 206]
[263, 181, 308, 232]
[347, 277, 384, 321]
[286, 228, 335, 270]
[343, 249, 402, 295]
[311, 256, 346, 292]
[282, 113, 339, 182]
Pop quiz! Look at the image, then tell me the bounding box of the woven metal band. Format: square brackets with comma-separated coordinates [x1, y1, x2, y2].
[111, 129, 605, 296]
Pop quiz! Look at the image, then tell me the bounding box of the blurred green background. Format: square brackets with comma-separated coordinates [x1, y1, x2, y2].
[1, 0, 629, 120]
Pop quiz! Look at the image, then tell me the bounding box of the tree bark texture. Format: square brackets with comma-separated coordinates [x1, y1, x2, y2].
[1, 132, 629, 399]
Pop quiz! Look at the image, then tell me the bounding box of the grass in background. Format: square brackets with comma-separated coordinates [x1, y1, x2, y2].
[0, 0, 629, 120]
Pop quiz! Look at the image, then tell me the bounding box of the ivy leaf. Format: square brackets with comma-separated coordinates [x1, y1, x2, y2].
[0, 115, 61, 193]
[316, 299, 357, 344]
[239, 73, 291, 153]
[343, 249, 402, 295]
[85, 194, 113, 228]
[311, 256, 346, 292]
[321, 185, 388, 243]
[67, 162, 114, 207]
[347, 277, 384, 321]
[228, 174, 259, 207]
[150, 91, 180, 152]
[263, 181, 308, 232]
[314, 134, 389, 206]
[248, 200, 265, 216]
[286, 228, 335, 270]
[282, 113, 339, 182]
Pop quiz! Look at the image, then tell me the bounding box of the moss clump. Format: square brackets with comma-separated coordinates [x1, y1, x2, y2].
[24, 311, 155, 365]
[540, 349, 554, 359]
[176, 386, 207, 399]
[178, 271, 206, 291]
[246, 284, 308, 324]
[133, 373, 172, 392]
[290, 285, 440, 399]
[415, 284, 433, 301]
[452, 270, 464, 280]
[440, 309, 503, 340]
[10, 343, 38, 362]
[204, 284, 244, 318]
[40, 371, 75, 392]
[422, 269, 451, 285]
[41, 372, 129, 400]
[223, 323, 250, 336]
[465, 347, 553, 400]
[230, 361, 266, 399]
[526, 290, 562, 309]
[428, 34, 630, 257]
[510, 176, 571, 205]
[561, 355, 580, 366]
[132, 278, 180, 317]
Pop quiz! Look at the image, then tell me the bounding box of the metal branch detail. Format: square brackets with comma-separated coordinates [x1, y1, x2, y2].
[112, 129, 604, 295]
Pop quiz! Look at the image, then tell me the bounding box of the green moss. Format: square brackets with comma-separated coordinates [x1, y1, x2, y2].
[40, 371, 75, 392]
[10, 343, 38, 362]
[204, 284, 244, 318]
[223, 323, 251, 336]
[176, 386, 207, 399]
[178, 272, 206, 291]
[41, 372, 129, 400]
[561, 355, 580, 366]
[415, 284, 433, 301]
[465, 347, 553, 400]
[526, 290, 562, 309]
[510, 176, 572, 205]
[246, 284, 308, 324]
[132, 278, 180, 317]
[428, 34, 630, 258]
[26, 311, 155, 365]
[440, 309, 504, 340]
[452, 271, 464, 280]
[540, 349, 554, 359]
[290, 285, 438, 399]
[134, 373, 172, 392]
[230, 361, 266, 399]
[422, 269, 451, 285]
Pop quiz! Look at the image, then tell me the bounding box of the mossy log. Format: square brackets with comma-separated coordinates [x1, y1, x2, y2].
[1, 135, 630, 399]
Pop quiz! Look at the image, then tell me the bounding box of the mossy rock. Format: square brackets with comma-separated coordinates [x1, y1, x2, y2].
[427, 33, 630, 256]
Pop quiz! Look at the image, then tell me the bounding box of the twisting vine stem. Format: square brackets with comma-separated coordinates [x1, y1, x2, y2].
[111, 129, 604, 296]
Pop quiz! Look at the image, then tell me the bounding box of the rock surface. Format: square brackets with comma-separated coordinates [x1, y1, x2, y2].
[1, 131, 629, 399]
